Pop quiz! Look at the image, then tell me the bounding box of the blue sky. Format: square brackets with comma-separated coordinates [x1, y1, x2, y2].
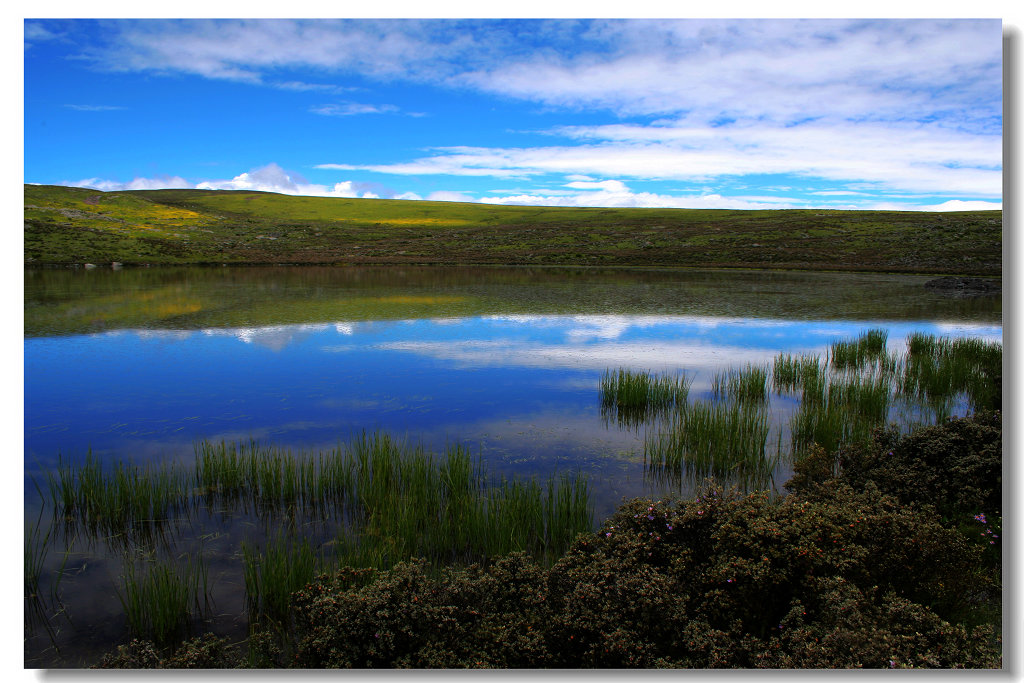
[23, 18, 1004, 211]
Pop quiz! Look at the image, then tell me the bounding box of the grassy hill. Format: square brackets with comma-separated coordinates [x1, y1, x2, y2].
[23, 184, 1002, 274]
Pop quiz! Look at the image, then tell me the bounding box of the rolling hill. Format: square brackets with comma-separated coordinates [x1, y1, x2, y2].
[24, 184, 1002, 275]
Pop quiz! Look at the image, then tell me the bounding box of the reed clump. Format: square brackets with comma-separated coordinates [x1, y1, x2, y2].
[712, 363, 770, 404]
[771, 353, 823, 395]
[46, 453, 189, 539]
[117, 554, 210, 647]
[644, 401, 773, 481]
[830, 328, 889, 370]
[600, 368, 692, 427]
[243, 534, 323, 628]
[628, 330, 1000, 481]
[901, 333, 1002, 418]
[46, 433, 593, 573]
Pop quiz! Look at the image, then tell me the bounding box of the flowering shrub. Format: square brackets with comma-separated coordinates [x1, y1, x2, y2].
[95, 634, 235, 669]
[277, 482, 998, 668]
[835, 411, 1001, 520]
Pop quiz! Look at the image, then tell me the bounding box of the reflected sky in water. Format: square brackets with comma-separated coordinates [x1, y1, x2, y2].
[25, 312, 1002, 512]
[22, 267, 1003, 666]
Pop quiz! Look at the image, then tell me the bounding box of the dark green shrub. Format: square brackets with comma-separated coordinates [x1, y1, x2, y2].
[290, 554, 552, 668]
[837, 411, 1001, 519]
[282, 482, 998, 668]
[95, 634, 236, 669]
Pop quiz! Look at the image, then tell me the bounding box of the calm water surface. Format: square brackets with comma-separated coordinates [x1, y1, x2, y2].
[23, 265, 1001, 666]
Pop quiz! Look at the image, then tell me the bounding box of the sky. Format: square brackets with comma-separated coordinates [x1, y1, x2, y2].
[22, 17, 1005, 211]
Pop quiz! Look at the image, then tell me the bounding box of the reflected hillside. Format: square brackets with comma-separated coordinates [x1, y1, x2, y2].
[24, 265, 1001, 337]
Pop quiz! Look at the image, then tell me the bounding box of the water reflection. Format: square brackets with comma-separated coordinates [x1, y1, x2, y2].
[26, 265, 1001, 338]
[26, 312, 1001, 485]
[23, 266, 1002, 666]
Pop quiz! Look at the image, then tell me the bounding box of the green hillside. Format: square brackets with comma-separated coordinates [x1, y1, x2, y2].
[23, 184, 1002, 274]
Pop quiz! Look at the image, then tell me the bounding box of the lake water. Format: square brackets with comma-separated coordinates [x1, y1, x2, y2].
[23, 265, 1002, 666]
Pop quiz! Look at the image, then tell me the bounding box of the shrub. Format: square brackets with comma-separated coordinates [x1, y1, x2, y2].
[290, 555, 552, 668]
[837, 411, 1001, 519]
[280, 481, 999, 668]
[95, 634, 236, 669]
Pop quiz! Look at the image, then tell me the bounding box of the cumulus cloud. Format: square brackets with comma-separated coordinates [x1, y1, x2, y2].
[896, 199, 1002, 212]
[63, 164, 1001, 212]
[194, 163, 384, 198]
[69, 175, 191, 191]
[66, 164, 393, 200]
[424, 191, 474, 203]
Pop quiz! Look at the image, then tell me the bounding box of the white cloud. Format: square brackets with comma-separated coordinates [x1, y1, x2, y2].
[564, 179, 628, 192]
[424, 191, 473, 202]
[82, 19, 475, 85]
[69, 175, 191, 191]
[311, 102, 400, 116]
[273, 80, 355, 92]
[67, 163, 386, 199]
[51, 19, 1000, 210]
[324, 117, 1000, 199]
[24, 21, 59, 47]
[63, 104, 125, 111]
[455, 19, 1001, 127]
[195, 163, 384, 198]
[902, 199, 1002, 212]
[479, 185, 801, 210]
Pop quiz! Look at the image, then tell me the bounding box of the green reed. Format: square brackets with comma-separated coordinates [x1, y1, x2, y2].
[47, 453, 189, 538]
[243, 534, 323, 628]
[645, 400, 773, 479]
[196, 433, 592, 571]
[901, 333, 1001, 416]
[713, 363, 770, 404]
[25, 518, 50, 600]
[117, 554, 210, 647]
[830, 328, 889, 370]
[329, 440, 591, 570]
[632, 330, 999, 481]
[600, 368, 692, 427]
[771, 353, 823, 394]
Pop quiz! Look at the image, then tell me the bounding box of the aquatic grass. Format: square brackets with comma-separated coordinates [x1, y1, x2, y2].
[194, 434, 592, 572]
[771, 353, 822, 394]
[118, 554, 210, 647]
[830, 328, 889, 371]
[900, 333, 1002, 416]
[329, 441, 591, 570]
[243, 534, 323, 628]
[645, 400, 773, 480]
[714, 363, 770, 404]
[46, 453, 190, 539]
[25, 516, 51, 600]
[600, 368, 692, 427]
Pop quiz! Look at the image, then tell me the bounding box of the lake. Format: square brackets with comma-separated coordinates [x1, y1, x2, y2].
[23, 265, 1002, 666]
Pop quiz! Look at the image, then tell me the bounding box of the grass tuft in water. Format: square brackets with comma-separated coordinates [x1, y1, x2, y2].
[600, 368, 691, 427]
[830, 328, 889, 371]
[117, 554, 210, 647]
[644, 400, 773, 481]
[713, 363, 770, 404]
[243, 534, 322, 628]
